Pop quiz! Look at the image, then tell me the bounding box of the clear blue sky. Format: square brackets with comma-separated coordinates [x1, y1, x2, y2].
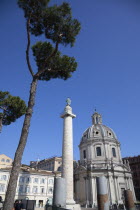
[0, 0, 140, 164]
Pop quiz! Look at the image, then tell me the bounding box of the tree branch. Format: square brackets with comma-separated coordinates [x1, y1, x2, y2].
[45, 68, 64, 73]
[0, 117, 3, 133]
[0, 106, 7, 112]
[34, 40, 60, 79]
[26, 19, 34, 77]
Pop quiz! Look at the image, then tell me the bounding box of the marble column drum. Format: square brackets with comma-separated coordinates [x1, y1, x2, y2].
[61, 99, 76, 205]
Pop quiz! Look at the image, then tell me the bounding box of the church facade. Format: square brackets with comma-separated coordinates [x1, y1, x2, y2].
[74, 112, 136, 207]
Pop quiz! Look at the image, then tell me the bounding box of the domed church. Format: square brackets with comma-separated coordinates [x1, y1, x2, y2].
[74, 112, 136, 207]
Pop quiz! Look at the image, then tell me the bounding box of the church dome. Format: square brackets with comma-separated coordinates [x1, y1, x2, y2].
[79, 111, 122, 165]
[80, 112, 118, 144]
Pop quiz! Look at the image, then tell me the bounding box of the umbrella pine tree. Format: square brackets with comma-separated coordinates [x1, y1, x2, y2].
[3, 0, 81, 209]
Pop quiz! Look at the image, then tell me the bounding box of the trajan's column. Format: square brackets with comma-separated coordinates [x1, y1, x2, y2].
[61, 98, 76, 208]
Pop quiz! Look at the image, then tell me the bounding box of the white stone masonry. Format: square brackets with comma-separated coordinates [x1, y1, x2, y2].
[61, 99, 76, 205]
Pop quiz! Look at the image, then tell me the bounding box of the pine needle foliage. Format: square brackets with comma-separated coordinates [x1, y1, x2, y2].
[32, 41, 77, 81]
[0, 91, 26, 127]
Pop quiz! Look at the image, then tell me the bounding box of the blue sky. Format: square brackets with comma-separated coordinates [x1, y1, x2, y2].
[0, 0, 140, 164]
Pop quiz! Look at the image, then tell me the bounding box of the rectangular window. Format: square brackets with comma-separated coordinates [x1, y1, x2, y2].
[0, 175, 7, 181]
[40, 187, 45, 194]
[49, 179, 53, 185]
[121, 188, 125, 199]
[133, 172, 137, 178]
[2, 175, 7, 181]
[18, 185, 23, 193]
[112, 148, 116, 157]
[32, 186, 38, 193]
[26, 177, 31, 183]
[25, 186, 30, 193]
[40, 178, 45, 184]
[19, 176, 24, 183]
[0, 184, 5, 192]
[96, 147, 101, 156]
[83, 150, 86, 159]
[48, 187, 53, 194]
[34, 178, 38, 183]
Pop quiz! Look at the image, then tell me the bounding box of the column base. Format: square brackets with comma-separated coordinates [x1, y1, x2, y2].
[66, 203, 81, 210]
[66, 199, 75, 205]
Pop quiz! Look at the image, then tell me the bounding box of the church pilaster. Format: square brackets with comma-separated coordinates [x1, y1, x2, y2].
[84, 176, 89, 207]
[114, 176, 119, 203]
[117, 145, 122, 163]
[89, 176, 93, 207]
[108, 175, 112, 204]
[92, 176, 97, 206]
[129, 177, 136, 201]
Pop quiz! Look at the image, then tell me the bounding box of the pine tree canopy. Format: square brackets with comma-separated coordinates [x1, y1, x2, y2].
[18, 0, 81, 81]
[32, 41, 77, 81]
[0, 91, 27, 126]
[18, 0, 81, 46]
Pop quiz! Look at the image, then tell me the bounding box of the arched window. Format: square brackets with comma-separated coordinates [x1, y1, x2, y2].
[112, 148, 116, 157]
[83, 150, 86, 159]
[96, 117, 98, 124]
[58, 166, 61, 171]
[96, 147, 101, 156]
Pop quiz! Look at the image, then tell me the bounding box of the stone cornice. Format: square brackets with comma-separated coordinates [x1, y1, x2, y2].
[79, 138, 120, 147]
[60, 104, 76, 118]
[61, 112, 76, 118]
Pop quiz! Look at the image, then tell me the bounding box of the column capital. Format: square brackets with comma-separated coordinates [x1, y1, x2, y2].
[61, 100, 76, 118]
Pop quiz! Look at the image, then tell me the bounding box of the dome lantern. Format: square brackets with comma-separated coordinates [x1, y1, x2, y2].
[92, 112, 102, 125]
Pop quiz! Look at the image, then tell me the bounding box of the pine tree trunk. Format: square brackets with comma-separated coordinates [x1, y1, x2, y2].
[0, 114, 3, 133]
[3, 77, 38, 210]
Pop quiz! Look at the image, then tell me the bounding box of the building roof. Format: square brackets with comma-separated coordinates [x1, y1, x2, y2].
[0, 154, 13, 168]
[30, 156, 62, 165]
[0, 165, 61, 176]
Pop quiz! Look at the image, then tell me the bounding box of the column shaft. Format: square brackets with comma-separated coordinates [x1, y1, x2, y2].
[61, 102, 76, 206]
[62, 116, 74, 204]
